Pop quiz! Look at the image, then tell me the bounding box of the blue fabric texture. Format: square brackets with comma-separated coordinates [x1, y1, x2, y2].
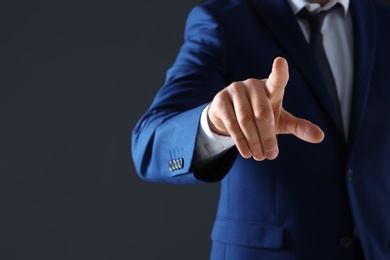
[132, 0, 390, 258]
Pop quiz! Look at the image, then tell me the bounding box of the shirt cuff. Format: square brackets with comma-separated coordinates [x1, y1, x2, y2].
[196, 104, 235, 161]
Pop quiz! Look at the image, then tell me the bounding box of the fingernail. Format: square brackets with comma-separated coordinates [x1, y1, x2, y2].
[265, 150, 278, 160]
[252, 152, 263, 161]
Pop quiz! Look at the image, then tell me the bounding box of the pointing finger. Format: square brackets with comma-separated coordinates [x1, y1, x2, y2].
[265, 57, 289, 104]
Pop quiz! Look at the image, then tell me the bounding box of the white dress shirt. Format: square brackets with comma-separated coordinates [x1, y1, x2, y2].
[196, 0, 353, 162]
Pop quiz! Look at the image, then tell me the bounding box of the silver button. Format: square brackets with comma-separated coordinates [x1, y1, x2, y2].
[340, 236, 354, 248]
[168, 158, 184, 171]
[178, 158, 184, 169]
[169, 160, 174, 171]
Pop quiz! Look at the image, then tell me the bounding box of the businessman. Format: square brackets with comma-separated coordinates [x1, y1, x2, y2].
[132, 0, 390, 259]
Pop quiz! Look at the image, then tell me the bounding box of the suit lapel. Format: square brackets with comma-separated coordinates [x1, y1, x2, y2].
[250, 0, 345, 137]
[348, 0, 376, 149]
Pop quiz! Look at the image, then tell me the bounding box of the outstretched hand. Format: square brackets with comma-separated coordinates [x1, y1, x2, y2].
[207, 57, 325, 161]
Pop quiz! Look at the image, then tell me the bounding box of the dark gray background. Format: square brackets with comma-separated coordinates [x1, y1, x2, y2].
[0, 0, 217, 259]
[1, 0, 389, 259]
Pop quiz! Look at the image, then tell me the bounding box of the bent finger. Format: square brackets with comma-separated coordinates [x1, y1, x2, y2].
[227, 85, 262, 159]
[247, 81, 278, 160]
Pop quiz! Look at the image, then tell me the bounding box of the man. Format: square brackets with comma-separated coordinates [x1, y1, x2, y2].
[132, 0, 390, 259]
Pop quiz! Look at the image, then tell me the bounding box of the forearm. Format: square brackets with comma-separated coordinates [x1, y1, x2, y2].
[132, 105, 206, 184]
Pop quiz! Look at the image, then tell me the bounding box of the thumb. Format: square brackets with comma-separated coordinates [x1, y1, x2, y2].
[266, 57, 289, 103]
[279, 109, 325, 143]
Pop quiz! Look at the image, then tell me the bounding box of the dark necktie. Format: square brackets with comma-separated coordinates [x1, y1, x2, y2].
[298, 5, 342, 125]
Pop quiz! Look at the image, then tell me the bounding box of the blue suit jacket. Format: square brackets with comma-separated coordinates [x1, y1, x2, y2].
[132, 0, 390, 258]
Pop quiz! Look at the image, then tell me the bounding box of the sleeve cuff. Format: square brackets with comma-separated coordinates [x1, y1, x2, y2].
[196, 104, 235, 161]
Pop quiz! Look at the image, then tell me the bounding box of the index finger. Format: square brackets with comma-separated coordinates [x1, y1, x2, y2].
[265, 57, 289, 103]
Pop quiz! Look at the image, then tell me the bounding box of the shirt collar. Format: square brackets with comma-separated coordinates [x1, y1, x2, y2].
[288, 0, 349, 15]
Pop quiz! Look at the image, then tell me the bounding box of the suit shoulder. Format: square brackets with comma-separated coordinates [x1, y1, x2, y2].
[187, 0, 253, 30]
[196, 0, 251, 16]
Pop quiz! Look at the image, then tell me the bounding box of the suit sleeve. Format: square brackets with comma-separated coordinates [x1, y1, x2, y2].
[131, 6, 237, 184]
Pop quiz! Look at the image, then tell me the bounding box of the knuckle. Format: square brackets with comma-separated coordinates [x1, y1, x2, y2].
[212, 93, 230, 113]
[235, 135, 248, 145]
[224, 117, 239, 130]
[244, 78, 258, 86]
[254, 107, 274, 122]
[237, 113, 254, 125]
[214, 90, 228, 103]
[248, 140, 262, 149]
[229, 82, 243, 93]
[262, 137, 276, 148]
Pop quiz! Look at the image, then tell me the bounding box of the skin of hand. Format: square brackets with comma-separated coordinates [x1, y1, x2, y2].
[207, 57, 325, 161]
